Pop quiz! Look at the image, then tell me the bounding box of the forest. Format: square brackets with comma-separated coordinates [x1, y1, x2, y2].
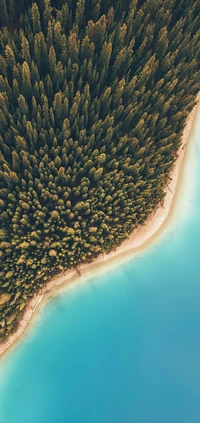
[0, 0, 199, 342]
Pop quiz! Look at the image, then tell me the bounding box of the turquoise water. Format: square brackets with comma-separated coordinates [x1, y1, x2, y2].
[0, 106, 200, 423]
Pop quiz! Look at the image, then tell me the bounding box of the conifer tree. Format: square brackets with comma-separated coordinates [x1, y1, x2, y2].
[31, 2, 42, 34]
[0, 0, 9, 26]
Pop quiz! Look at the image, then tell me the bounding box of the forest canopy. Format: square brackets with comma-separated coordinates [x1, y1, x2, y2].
[0, 0, 199, 342]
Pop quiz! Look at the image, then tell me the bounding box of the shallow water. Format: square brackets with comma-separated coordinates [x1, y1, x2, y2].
[0, 105, 200, 423]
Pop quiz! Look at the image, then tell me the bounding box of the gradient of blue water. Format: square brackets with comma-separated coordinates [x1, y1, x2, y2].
[0, 106, 200, 423]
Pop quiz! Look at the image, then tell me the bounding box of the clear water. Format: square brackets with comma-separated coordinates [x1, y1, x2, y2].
[0, 105, 200, 423]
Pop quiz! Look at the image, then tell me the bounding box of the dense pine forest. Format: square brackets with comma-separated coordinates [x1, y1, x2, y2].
[0, 0, 199, 342]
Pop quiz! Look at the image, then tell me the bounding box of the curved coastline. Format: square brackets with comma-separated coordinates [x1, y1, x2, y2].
[0, 96, 199, 360]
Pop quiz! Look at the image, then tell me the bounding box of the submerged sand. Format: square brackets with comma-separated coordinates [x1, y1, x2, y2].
[0, 95, 199, 359]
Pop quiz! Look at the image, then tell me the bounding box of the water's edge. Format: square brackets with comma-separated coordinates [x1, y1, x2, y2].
[0, 96, 199, 360]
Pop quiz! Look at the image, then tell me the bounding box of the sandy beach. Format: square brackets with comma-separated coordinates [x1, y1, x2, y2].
[0, 95, 199, 360]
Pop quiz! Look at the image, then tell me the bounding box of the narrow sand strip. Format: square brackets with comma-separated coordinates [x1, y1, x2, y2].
[0, 95, 199, 359]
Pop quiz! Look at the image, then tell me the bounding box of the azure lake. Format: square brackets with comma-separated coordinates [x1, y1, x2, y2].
[0, 104, 200, 423]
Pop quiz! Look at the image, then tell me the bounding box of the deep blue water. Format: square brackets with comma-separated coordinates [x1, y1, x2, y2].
[0, 105, 200, 423]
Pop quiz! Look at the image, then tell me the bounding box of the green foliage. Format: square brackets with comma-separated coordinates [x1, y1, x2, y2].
[0, 0, 199, 342]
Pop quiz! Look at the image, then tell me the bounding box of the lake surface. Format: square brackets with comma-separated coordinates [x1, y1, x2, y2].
[0, 104, 200, 423]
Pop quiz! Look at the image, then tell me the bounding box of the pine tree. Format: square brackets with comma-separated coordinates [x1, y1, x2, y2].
[0, 0, 9, 26]
[5, 45, 16, 70]
[21, 34, 31, 66]
[31, 3, 41, 34]
[22, 62, 32, 98]
[44, 0, 52, 26]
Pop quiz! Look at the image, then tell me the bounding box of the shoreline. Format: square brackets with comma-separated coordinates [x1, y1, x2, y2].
[0, 96, 199, 360]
